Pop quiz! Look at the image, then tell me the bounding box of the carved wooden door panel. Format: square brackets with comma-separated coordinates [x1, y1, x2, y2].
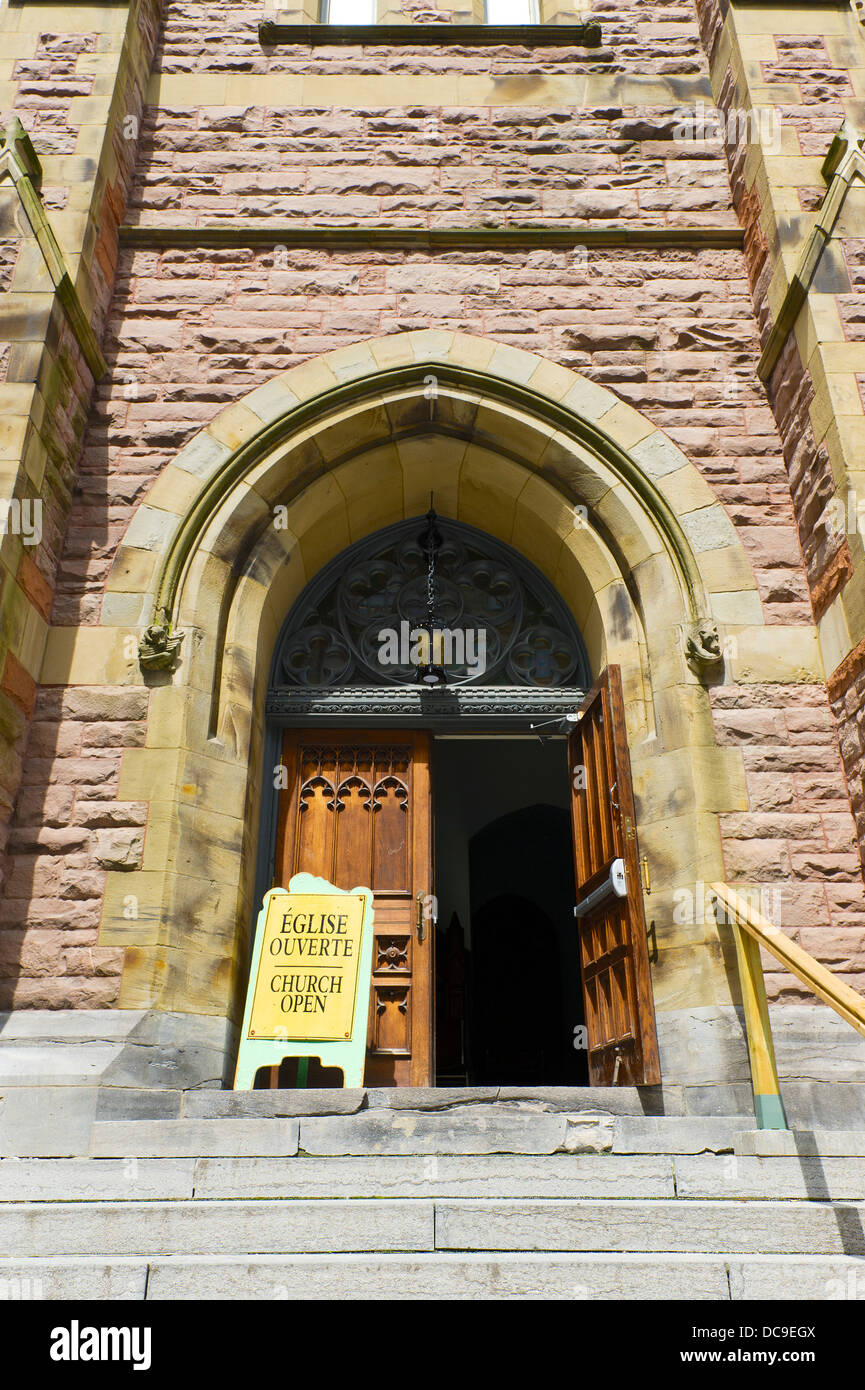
[568, 666, 661, 1086]
[276, 730, 433, 1086]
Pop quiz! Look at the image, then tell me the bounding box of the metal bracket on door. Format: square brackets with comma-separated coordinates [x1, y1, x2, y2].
[529, 711, 583, 732]
[574, 858, 627, 919]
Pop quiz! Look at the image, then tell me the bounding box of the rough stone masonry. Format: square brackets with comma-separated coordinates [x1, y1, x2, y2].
[0, 0, 863, 1052]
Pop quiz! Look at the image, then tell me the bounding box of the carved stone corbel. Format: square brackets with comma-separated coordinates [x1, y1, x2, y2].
[139, 610, 184, 673]
[684, 619, 723, 679]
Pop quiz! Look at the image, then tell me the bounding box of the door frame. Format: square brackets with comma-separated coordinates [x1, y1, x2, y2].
[251, 684, 659, 1087]
[254, 686, 589, 928]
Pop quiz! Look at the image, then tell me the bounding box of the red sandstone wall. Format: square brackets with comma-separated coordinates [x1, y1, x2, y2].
[0, 2, 162, 997]
[68, 242, 800, 622]
[693, 0, 865, 873]
[2, 0, 864, 1009]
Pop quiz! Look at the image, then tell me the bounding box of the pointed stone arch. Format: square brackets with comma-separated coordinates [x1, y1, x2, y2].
[124, 333, 734, 670]
[100, 331, 763, 1074]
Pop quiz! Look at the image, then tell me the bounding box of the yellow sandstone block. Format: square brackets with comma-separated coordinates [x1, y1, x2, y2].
[795, 295, 845, 371]
[819, 342, 865, 374]
[145, 685, 211, 751]
[15, 5, 129, 32]
[105, 546, 159, 596]
[763, 155, 825, 187]
[40, 627, 137, 686]
[207, 403, 264, 453]
[458, 445, 525, 536]
[147, 73, 229, 106]
[294, 474, 352, 580]
[596, 400, 655, 451]
[17, 604, 48, 682]
[662, 465, 718, 515]
[818, 595, 854, 678]
[728, 626, 823, 684]
[334, 448, 404, 543]
[282, 357, 339, 404]
[512, 508, 565, 587]
[809, 372, 864, 444]
[398, 436, 464, 519]
[730, 8, 848, 36]
[117, 747, 183, 802]
[145, 464, 203, 517]
[99, 871, 167, 949]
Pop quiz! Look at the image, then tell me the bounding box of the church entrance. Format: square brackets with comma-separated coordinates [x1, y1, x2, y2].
[261, 515, 660, 1089]
[268, 670, 659, 1089]
[433, 737, 586, 1087]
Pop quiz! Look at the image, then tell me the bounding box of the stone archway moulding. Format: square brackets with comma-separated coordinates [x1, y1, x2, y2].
[96, 329, 774, 1031]
[124, 332, 735, 682]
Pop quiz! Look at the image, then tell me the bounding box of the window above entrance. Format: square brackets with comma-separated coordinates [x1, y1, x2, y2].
[321, 0, 376, 21]
[272, 517, 590, 690]
[485, 0, 540, 21]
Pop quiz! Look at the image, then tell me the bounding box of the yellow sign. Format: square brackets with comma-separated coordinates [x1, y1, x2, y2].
[247, 892, 367, 1043]
[233, 875, 375, 1090]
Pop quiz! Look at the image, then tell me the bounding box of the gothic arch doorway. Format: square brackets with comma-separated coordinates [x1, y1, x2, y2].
[258, 515, 659, 1088]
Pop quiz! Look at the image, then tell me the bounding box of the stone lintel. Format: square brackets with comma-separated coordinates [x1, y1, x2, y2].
[258, 22, 604, 48]
[119, 224, 746, 252]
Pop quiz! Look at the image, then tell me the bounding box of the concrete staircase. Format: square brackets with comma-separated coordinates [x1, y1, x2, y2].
[1, 1088, 864, 1300]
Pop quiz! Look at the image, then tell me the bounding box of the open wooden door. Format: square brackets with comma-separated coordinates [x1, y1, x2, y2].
[569, 667, 661, 1085]
[276, 730, 433, 1086]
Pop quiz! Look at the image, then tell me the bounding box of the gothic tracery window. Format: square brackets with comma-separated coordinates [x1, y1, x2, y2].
[272, 517, 590, 690]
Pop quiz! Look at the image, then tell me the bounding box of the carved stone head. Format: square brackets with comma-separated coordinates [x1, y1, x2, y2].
[684, 619, 723, 677]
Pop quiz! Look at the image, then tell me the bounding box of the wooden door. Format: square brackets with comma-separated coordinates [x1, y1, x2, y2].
[276, 730, 433, 1086]
[569, 667, 661, 1085]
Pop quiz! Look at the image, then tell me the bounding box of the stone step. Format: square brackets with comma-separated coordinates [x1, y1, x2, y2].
[4, 1153, 865, 1201]
[0, 1154, 674, 1201]
[613, 1116, 748, 1154]
[734, 1129, 865, 1158]
[7, 1152, 865, 1203]
[90, 1108, 615, 1158]
[675, 1155, 865, 1200]
[434, 1198, 865, 1257]
[181, 1086, 655, 1119]
[1, 1253, 863, 1301]
[89, 1119, 301, 1159]
[3, 1197, 864, 1257]
[619, 1119, 865, 1157]
[0, 1158, 197, 1202]
[193, 1153, 678, 1199]
[85, 1111, 865, 1160]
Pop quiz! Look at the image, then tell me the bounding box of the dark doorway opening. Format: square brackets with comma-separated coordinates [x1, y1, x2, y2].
[433, 738, 587, 1087]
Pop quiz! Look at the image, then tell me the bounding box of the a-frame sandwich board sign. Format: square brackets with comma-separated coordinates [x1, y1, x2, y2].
[234, 872, 375, 1090]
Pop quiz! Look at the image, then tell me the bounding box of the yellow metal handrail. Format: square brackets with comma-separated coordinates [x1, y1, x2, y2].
[710, 882, 865, 1129]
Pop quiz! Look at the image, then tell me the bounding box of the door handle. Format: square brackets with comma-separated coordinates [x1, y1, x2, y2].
[416, 891, 426, 943]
